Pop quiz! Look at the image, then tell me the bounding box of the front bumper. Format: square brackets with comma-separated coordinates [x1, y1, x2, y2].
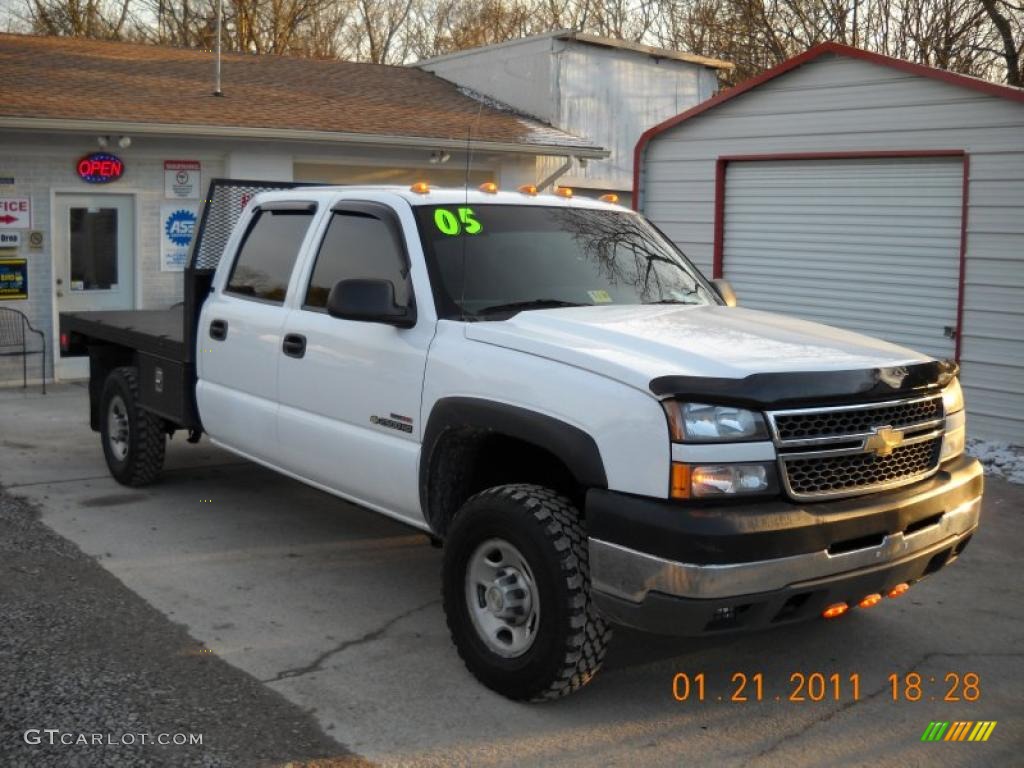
[587, 454, 983, 635]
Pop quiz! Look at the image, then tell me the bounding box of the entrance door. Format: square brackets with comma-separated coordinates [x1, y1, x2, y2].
[54, 194, 135, 378]
[54, 194, 135, 314]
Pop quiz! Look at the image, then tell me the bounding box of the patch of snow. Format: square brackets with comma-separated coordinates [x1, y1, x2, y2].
[967, 438, 1024, 485]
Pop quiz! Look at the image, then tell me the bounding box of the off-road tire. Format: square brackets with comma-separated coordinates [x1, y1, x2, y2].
[442, 483, 611, 701]
[100, 366, 166, 487]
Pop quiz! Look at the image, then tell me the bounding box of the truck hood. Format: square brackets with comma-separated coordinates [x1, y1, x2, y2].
[464, 305, 931, 394]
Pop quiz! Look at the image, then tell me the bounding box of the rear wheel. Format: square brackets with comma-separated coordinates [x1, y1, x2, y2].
[442, 484, 611, 701]
[100, 366, 166, 486]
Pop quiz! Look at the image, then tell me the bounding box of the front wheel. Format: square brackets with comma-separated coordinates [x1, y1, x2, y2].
[442, 484, 611, 701]
[100, 366, 166, 486]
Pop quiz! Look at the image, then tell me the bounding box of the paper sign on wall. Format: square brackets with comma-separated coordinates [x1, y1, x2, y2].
[0, 259, 28, 299]
[160, 204, 198, 272]
[164, 160, 201, 200]
[0, 231, 21, 248]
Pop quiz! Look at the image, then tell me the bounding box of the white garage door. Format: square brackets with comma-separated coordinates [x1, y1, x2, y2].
[722, 157, 963, 359]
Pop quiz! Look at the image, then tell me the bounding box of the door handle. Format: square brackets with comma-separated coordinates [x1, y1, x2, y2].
[282, 333, 307, 359]
[209, 319, 228, 341]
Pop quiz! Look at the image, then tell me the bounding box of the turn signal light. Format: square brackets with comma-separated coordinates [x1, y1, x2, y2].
[518, 184, 538, 196]
[858, 593, 882, 609]
[479, 181, 498, 194]
[670, 463, 691, 499]
[822, 602, 849, 619]
[887, 583, 910, 598]
[599, 193, 619, 203]
[409, 181, 430, 194]
[554, 186, 573, 198]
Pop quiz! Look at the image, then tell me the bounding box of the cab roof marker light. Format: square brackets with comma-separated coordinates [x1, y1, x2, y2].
[518, 184, 538, 196]
[410, 182, 430, 194]
[554, 186, 573, 198]
[479, 182, 499, 194]
[599, 193, 619, 204]
[887, 583, 910, 598]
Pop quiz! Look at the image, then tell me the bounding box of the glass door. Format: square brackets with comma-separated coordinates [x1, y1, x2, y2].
[55, 194, 134, 314]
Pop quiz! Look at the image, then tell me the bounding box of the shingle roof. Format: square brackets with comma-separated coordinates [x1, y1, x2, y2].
[0, 33, 604, 154]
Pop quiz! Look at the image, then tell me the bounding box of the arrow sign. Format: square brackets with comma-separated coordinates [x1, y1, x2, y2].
[0, 198, 31, 229]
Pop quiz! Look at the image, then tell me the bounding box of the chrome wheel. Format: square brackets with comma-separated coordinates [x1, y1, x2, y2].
[107, 394, 130, 461]
[465, 538, 540, 658]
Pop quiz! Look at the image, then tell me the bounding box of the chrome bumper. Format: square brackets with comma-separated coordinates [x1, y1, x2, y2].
[590, 494, 981, 604]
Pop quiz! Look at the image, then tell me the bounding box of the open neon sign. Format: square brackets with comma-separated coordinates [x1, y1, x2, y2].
[77, 153, 124, 184]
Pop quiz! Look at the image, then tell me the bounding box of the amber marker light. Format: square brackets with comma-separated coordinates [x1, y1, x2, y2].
[518, 184, 538, 196]
[670, 463, 691, 499]
[479, 181, 499, 194]
[409, 181, 430, 194]
[822, 602, 849, 619]
[554, 186, 573, 198]
[599, 193, 619, 203]
[887, 582, 910, 598]
[858, 593, 882, 609]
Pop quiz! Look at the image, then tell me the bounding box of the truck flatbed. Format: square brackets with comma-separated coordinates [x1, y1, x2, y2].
[61, 306, 186, 362]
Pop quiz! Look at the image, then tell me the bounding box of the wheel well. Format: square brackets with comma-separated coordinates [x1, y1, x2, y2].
[88, 344, 135, 431]
[425, 428, 585, 537]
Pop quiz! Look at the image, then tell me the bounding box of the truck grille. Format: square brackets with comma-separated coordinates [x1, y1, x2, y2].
[783, 437, 942, 498]
[768, 395, 946, 501]
[773, 397, 943, 441]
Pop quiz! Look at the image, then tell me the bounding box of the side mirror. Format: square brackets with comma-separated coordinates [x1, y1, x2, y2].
[712, 278, 738, 307]
[326, 279, 416, 328]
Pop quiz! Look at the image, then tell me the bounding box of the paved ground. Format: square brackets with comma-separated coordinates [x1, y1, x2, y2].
[1, 383, 1021, 767]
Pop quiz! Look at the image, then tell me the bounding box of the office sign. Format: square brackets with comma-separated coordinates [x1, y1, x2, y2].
[0, 197, 31, 229]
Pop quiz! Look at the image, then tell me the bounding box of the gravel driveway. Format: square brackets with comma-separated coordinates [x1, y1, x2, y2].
[0, 489, 372, 768]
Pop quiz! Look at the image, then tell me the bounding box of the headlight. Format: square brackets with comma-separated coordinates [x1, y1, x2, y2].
[942, 377, 964, 414]
[671, 462, 775, 499]
[663, 402, 768, 443]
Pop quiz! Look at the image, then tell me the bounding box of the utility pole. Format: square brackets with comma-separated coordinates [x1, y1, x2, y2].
[214, 0, 223, 96]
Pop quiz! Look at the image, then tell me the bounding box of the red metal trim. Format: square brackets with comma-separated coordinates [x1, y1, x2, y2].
[711, 158, 726, 277]
[632, 40, 1024, 207]
[955, 155, 970, 361]
[712, 150, 970, 361]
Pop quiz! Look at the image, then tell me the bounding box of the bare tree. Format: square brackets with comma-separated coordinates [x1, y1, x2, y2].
[23, 0, 135, 37]
[980, 0, 1023, 84]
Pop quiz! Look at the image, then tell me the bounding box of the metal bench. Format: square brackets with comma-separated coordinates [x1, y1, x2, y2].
[0, 307, 46, 394]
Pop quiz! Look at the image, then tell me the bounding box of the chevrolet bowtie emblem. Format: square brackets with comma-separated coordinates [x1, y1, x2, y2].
[865, 426, 905, 457]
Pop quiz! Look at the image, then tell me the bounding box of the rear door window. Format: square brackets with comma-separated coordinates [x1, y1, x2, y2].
[226, 207, 315, 303]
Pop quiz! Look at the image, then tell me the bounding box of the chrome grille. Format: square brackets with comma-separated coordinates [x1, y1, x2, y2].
[773, 397, 943, 441]
[768, 394, 945, 501]
[783, 437, 942, 498]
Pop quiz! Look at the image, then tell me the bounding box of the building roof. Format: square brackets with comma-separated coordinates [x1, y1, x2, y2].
[416, 28, 734, 70]
[633, 42, 1024, 197]
[0, 33, 606, 156]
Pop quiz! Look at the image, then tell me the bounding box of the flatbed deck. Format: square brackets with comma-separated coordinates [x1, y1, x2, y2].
[61, 306, 186, 362]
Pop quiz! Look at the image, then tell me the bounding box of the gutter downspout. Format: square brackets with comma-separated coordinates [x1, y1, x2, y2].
[537, 156, 574, 191]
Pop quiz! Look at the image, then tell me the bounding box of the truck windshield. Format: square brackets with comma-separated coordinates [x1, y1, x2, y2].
[413, 204, 716, 320]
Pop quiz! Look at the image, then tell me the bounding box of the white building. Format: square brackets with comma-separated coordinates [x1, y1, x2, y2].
[635, 43, 1024, 443]
[0, 33, 605, 382]
[416, 30, 732, 206]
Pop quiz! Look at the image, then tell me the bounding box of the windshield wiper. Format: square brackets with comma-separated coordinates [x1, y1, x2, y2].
[643, 298, 701, 305]
[475, 299, 587, 316]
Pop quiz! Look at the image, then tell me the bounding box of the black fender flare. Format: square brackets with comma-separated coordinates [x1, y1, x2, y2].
[419, 397, 607, 530]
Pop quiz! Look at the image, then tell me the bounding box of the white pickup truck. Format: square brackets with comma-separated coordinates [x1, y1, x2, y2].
[62, 179, 983, 701]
